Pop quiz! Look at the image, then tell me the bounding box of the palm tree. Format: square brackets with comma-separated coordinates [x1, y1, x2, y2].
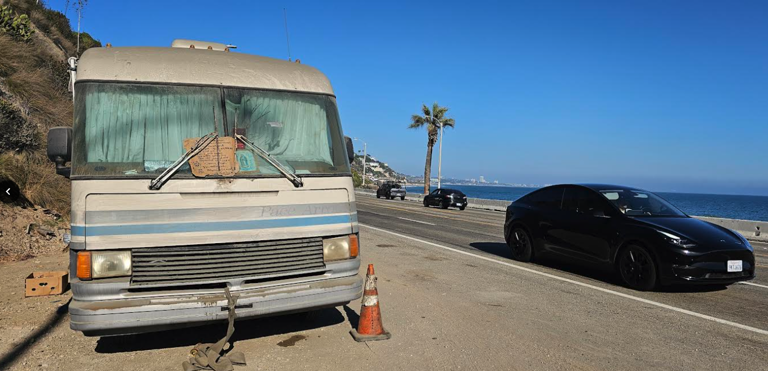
[409, 102, 455, 194]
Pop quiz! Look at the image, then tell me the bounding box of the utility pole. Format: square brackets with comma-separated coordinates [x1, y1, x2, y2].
[437, 122, 444, 189]
[76, 4, 81, 54]
[362, 142, 367, 184]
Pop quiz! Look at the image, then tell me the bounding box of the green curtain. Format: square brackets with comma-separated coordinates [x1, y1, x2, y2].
[84, 85, 221, 167]
[226, 91, 333, 165]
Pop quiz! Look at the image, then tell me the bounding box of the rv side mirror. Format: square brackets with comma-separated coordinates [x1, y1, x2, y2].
[344, 136, 355, 163]
[47, 127, 72, 178]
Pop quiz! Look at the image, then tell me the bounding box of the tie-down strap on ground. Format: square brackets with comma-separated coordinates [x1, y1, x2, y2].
[182, 288, 247, 371]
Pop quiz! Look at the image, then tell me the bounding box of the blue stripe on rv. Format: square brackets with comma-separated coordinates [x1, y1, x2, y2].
[70, 214, 353, 237]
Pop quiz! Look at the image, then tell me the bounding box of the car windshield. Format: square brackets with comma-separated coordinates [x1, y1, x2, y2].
[71, 83, 350, 177]
[599, 189, 686, 217]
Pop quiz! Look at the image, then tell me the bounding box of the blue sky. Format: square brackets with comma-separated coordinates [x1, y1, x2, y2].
[49, 0, 768, 195]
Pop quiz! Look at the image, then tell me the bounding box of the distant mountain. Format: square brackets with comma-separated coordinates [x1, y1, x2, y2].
[351, 154, 406, 183]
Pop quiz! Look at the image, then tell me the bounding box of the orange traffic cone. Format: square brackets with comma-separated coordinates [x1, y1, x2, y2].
[350, 264, 391, 342]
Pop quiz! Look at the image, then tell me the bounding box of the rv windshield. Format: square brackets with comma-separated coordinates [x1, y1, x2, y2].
[71, 83, 350, 177]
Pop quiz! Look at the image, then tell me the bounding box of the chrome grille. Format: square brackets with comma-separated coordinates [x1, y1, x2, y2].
[131, 237, 326, 286]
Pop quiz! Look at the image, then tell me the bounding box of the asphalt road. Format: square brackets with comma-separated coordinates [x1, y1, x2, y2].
[2, 194, 767, 370]
[355, 194, 768, 369]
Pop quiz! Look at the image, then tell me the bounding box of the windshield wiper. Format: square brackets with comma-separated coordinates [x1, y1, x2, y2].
[236, 134, 303, 188]
[149, 133, 218, 190]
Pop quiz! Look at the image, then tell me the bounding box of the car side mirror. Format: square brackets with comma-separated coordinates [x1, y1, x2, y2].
[47, 127, 72, 178]
[344, 136, 354, 164]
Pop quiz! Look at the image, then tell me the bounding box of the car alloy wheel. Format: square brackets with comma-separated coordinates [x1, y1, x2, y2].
[619, 245, 657, 291]
[507, 227, 533, 262]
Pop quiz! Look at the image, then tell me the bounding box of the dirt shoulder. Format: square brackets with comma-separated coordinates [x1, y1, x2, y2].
[2, 224, 767, 371]
[0, 203, 68, 262]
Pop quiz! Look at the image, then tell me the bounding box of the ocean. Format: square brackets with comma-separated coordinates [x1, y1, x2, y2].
[405, 185, 768, 222]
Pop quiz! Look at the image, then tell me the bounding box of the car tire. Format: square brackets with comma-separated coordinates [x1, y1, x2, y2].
[376, 193, 380, 199]
[459, 206, 465, 210]
[401, 196, 405, 201]
[506, 227, 534, 262]
[618, 244, 658, 291]
[423, 199, 429, 207]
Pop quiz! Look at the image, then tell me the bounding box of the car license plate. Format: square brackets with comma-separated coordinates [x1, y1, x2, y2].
[456, 203, 463, 206]
[727, 260, 743, 272]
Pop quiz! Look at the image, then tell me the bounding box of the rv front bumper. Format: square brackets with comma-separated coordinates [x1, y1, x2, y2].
[70, 274, 362, 336]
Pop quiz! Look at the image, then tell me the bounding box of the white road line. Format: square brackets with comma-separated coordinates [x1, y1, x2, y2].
[739, 281, 768, 289]
[360, 223, 768, 337]
[397, 217, 435, 226]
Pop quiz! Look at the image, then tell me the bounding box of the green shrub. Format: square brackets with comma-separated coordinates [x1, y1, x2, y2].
[0, 5, 35, 42]
[78, 31, 101, 51]
[0, 5, 12, 25]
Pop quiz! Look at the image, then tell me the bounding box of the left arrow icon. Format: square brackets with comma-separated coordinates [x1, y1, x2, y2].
[0, 179, 20, 202]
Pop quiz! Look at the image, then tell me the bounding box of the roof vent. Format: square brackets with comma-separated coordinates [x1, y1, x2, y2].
[171, 39, 229, 51]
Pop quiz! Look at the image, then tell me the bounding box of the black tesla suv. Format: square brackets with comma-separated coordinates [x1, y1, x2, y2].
[503, 184, 755, 291]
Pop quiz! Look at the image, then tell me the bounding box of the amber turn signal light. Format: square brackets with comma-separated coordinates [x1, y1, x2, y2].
[349, 234, 359, 258]
[77, 251, 92, 280]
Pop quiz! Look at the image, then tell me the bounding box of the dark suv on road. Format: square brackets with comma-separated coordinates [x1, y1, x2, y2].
[423, 188, 468, 210]
[377, 182, 406, 200]
[504, 184, 755, 291]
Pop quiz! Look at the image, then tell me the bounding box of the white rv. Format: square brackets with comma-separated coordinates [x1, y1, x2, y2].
[47, 40, 362, 336]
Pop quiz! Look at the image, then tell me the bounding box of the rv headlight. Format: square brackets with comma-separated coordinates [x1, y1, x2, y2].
[91, 250, 132, 278]
[323, 234, 359, 262]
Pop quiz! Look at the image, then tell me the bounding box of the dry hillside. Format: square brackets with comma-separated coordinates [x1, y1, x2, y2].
[0, 0, 100, 260]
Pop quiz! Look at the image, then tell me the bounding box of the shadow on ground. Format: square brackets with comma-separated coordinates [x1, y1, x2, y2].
[96, 305, 355, 354]
[0, 298, 71, 370]
[342, 304, 359, 329]
[468, 241, 726, 293]
[469, 242, 511, 259]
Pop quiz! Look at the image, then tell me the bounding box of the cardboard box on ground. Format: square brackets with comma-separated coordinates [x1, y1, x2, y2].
[25, 271, 68, 297]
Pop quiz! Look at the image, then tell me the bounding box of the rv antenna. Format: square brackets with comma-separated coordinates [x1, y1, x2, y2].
[283, 8, 292, 62]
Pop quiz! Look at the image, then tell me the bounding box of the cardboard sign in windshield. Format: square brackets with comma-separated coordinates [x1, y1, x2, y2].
[183, 136, 239, 177]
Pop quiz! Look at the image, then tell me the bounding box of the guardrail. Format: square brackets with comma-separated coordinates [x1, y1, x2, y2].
[354, 190, 767, 242]
[694, 216, 765, 243]
[355, 190, 508, 211]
